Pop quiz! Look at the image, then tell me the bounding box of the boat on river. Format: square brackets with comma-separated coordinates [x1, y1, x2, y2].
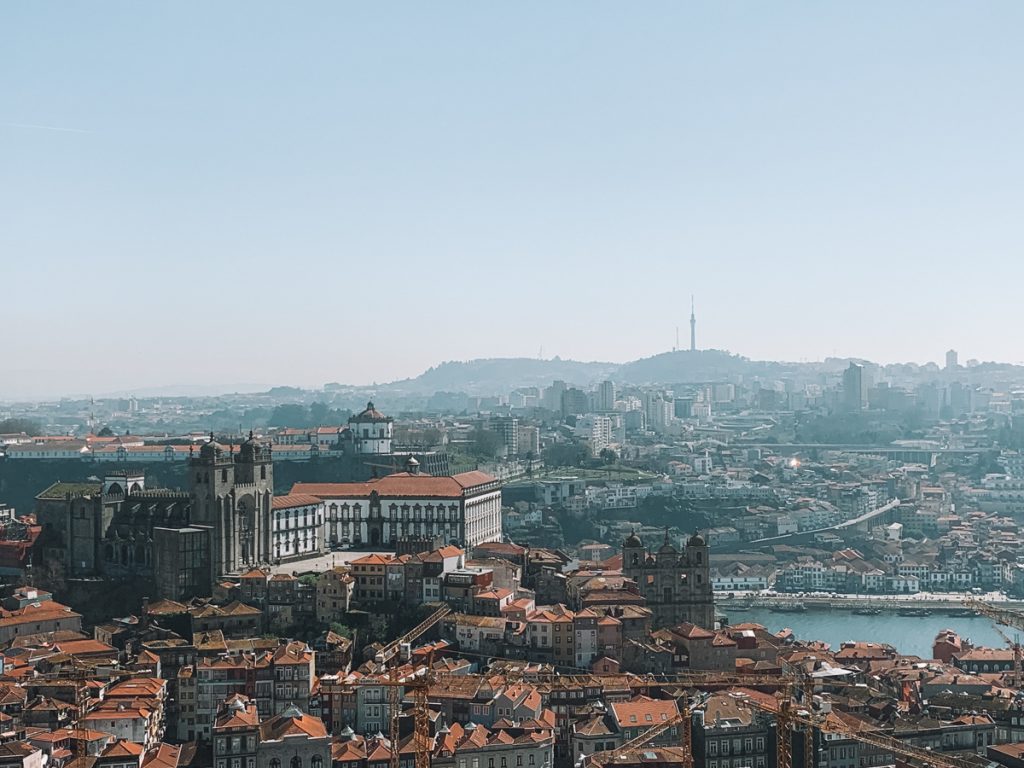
[897, 607, 932, 617]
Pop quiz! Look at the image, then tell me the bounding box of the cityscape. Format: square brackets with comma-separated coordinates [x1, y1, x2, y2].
[7, 3, 1024, 768]
[2, 343, 1024, 768]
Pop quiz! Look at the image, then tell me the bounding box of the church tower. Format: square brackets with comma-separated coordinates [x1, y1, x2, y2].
[189, 437, 236, 579]
[233, 432, 274, 568]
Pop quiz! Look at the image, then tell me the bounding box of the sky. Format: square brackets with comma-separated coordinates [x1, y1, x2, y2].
[3, 2, 1024, 398]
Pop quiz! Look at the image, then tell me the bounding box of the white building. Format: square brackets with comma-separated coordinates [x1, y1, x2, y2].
[347, 402, 393, 455]
[270, 494, 325, 561]
[294, 460, 502, 548]
[575, 415, 613, 456]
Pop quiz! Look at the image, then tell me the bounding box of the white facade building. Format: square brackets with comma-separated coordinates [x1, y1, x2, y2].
[270, 494, 325, 561]
[347, 401, 393, 455]
[294, 461, 501, 548]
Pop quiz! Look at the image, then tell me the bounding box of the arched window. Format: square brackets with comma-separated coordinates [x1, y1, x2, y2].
[311, 758, 323, 768]
[270, 760, 281, 768]
[291, 757, 302, 768]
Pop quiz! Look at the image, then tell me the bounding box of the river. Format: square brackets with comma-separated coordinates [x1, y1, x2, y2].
[720, 607, 1009, 658]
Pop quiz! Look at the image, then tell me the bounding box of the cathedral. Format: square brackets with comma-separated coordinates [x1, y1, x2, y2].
[622, 528, 715, 630]
[188, 433, 275, 576]
[36, 433, 276, 599]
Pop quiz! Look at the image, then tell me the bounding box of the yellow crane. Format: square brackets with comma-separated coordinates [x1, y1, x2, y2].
[735, 687, 989, 768]
[964, 598, 1024, 685]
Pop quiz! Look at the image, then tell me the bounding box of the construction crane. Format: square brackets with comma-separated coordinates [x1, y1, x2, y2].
[734, 688, 988, 768]
[373, 604, 452, 670]
[963, 598, 1024, 632]
[965, 598, 1024, 687]
[589, 711, 689, 768]
[988, 623, 1023, 688]
[354, 605, 452, 768]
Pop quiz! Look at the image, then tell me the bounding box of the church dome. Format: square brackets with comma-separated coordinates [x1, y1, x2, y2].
[658, 541, 678, 556]
[624, 531, 643, 548]
[349, 401, 392, 423]
[199, 439, 224, 460]
[239, 431, 264, 461]
[687, 531, 706, 547]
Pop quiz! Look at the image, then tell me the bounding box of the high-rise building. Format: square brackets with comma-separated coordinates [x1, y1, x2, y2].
[544, 380, 567, 411]
[597, 380, 617, 412]
[842, 363, 866, 412]
[946, 349, 959, 370]
[490, 416, 519, 457]
[561, 388, 588, 417]
[517, 425, 541, 457]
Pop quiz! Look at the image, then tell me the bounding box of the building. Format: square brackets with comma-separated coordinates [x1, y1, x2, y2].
[622, 530, 714, 630]
[315, 567, 355, 624]
[256, 704, 330, 768]
[348, 402, 394, 455]
[946, 349, 959, 369]
[597, 381, 617, 412]
[189, 434, 275, 577]
[490, 417, 519, 458]
[269, 495, 324, 562]
[294, 459, 501, 548]
[842, 363, 867, 412]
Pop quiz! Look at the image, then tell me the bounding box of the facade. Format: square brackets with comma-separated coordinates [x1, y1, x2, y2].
[189, 434, 275, 577]
[294, 460, 501, 548]
[348, 402, 393, 455]
[269, 495, 324, 562]
[622, 530, 714, 630]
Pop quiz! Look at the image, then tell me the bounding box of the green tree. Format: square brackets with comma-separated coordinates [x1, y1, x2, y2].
[97, 426, 115, 437]
[329, 622, 353, 638]
[469, 429, 504, 459]
[0, 418, 41, 435]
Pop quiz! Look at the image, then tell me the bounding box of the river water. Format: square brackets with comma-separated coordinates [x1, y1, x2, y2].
[720, 607, 1009, 658]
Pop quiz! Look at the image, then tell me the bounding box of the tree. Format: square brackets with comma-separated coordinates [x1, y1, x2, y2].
[469, 429, 504, 459]
[599, 447, 617, 464]
[97, 426, 115, 437]
[543, 442, 588, 468]
[268, 404, 312, 428]
[0, 418, 41, 435]
[329, 622, 353, 638]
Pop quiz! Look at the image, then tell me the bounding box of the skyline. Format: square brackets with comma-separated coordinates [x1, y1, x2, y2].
[0, 340, 1010, 402]
[5, 2, 1024, 397]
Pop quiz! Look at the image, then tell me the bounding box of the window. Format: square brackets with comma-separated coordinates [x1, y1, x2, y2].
[271, 761, 281, 768]
[529, 757, 535, 766]
[291, 758, 302, 768]
[311, 759, 323, 768]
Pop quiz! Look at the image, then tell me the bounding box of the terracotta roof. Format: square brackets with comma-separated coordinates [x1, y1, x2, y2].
[258, 705, 328, 741]
[292, 470, 497, 500]
[272, 494, 323, 510]
[101, 739, 145, 757]
[143, 743, 182, 768]
[609, 696, 678, 728]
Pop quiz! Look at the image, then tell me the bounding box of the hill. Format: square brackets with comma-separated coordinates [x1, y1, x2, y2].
[383, 357, 618, 395]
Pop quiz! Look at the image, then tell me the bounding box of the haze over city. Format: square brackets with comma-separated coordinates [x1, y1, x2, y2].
[5, 2, 1024, 398]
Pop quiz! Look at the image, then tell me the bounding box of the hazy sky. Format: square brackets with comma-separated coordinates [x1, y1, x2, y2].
[4, 2, 1024, 398]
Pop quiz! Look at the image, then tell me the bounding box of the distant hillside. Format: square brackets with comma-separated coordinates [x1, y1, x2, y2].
[614, 349, 824, 385]
[384, 357, 619, 395]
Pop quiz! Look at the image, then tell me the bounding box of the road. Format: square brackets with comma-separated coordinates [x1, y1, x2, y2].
[266, 548, 390, 575]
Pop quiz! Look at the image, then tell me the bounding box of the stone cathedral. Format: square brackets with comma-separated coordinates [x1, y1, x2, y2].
[188, 433, 274, 576]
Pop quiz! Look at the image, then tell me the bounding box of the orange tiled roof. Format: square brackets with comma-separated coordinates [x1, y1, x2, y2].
[292, 470, 496, 500]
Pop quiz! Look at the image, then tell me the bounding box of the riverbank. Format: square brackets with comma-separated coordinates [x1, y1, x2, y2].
[719, 607, 1007, 658]
[716, 590, 1022, 614]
